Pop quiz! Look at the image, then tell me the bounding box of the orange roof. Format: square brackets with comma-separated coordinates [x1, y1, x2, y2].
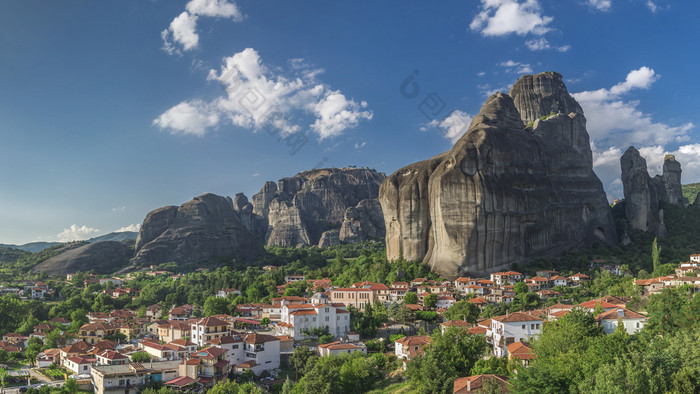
[507, 342, 536, 360]
[595, 308, 646, 321]
[453, 374, 511, 393]
[467, 326, 487, 335]
[441, 320, 470, 327]
[468, 296, 488, 305]
[455, 277, 473, 283]
[578, 300, 617, 309]
[492, 312, 541, 323]
[290, 310, 317, 315]
[395, 335, 432, 346]
[245, 333, 280, 344]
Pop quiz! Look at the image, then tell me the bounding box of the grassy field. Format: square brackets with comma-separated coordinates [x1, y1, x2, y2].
[682, 183, 700, 206]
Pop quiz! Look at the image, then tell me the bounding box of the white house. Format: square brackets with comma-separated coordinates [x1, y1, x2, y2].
[394, 335, 432, 362]
[690, 254, 700, 264]
[63, 356, 92, 375]
[95, 350, 128, 366]
[490, 312, 543, 358]
[217, 288, 241, 298]
[207, 335, 246, 366]
[595, 308, 647, 334]
[190, 317, 231, 346]
[274, 293, 350, 340]
[436, 295, 457, 309]
[239, 333, 280, 375]
[318, 341, 367, 357]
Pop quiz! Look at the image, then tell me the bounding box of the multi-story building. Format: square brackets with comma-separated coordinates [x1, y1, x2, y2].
[595, 308, 647, 334]
[330, 288, 375, 309]
[96, 350, 129, 366]
[179, 347, 229, 387]
[394, 335, 432, 362]
[274, 293, 351, 340]
[190, 317, 231, 346]
[239, 333, 280, 375]
[157, 321, 191, 343]
[317, 341, 367, 357]
[490, 312, 543, 358]
[79, 323, 119, 345]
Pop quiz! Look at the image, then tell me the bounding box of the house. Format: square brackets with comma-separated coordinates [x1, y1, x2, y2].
[536, 289, 560, 300]
[569, 273, 590, 284]
[63, 355, 93, 375]
[99, 278, 123, 286]
[490, 312, 543, 358]
[238, 333, 281, 375]
[168, 305, 200, 321]
[145, 305, 162, 321]
[284, 274, 306, 283]
[468, 296, 489, 309]
[577, 299, 618, 313]
[86, 312, 113, 324]
[440, 320, 470, 334]
[394, 335, 432, 362]
[158, 321, 191, 343]
[96, 350, 129, 366]
[91, 360, 181, 394]
[274, 293, 351, 340]
[330, 288, 376, 310]
[506, 341, 536, 366]
[633, 277, 665, 294]
[454, 278, 477, 295]
[595, 308, 647, 334]
[453, 374, 511, 393]
[550, 275, 569, 287]
[490, 272, 523, 286]
[436, 295, 457, 309]
[217, 288, 241, 298]
[179, 347, 229, 387]
[536, 270, 559, 279]
[164, 376, 197, 391]
[207, 335, 246, 366]
[690, 254, 700, 264]
[37, 348, 61, 367]
[60, 341, 91, 363]
[190, 317, 231, 347]
[79, 323, 119, 345]
[317, 341, 367, 356]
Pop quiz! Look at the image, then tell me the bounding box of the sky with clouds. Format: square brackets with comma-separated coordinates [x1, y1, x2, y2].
[1, 0, 699, 244]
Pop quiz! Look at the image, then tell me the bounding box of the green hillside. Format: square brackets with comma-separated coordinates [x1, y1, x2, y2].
[682, 183, 700, 206]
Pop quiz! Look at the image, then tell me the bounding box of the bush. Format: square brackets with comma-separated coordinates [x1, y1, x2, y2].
[319, 335, 334, 344]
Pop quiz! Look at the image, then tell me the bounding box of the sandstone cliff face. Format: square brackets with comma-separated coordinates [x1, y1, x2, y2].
[236, 168, 386, 247]
[32, 241, 133, 276]
[621, 148, 683, 237]
[380, 72, 616, 278]
[131, 193, 264, 266]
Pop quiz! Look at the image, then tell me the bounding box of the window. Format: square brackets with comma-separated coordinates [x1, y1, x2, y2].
[536, 324, 540, 329]
[521, 324, 525, 329]
[325, 317, 329, 322]
[531, 324, 535, 329]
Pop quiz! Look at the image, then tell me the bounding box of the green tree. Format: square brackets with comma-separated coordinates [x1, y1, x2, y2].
[403, 292, 418, 305]
[0, 368, 8, 388]
[290, 346, 317, 379]
[443, 300, 480, 324]
[131, 351, 152, 362]
[424, 293, 438, 308]
[281, 376, 294, 394]
[260, 317, 270, 325]
[62, 378, 78, 394]
[203, 296, 230, 316]
[652, 237, 661, 273]
[406, 327, 489, 393]
[514, 281, 529, 294]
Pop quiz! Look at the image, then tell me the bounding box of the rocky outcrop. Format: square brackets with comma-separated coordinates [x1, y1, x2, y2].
[32, 241, 133, 276]
[236, 168, 386, 247]
[620, 148, 683, 237]
[380, 72, 616, 278]
[318, 229, 341, 248]
[131, 193, 264, 267]
[339, 199, 385, 243]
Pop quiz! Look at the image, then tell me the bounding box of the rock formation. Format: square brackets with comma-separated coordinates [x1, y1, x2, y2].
[380, 72, 616, 278]
[131, 193, 264, 267]
[32, 241, 133, 276]
[235, 168, 386, 247]
[620, 148, 683, 237]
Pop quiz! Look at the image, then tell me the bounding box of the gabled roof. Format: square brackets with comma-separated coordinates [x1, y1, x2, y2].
[595, 308, 646, 321]
[195, 316, 229, 327]
[453, 374, 511, 393]
[244, 333, 280, 344]
[492, 312, 541, 323]
[507, 341, 536, 360]
[395, 335, 432, 347]
[66, 356, 91, 364]
[441, 320, 470, 327]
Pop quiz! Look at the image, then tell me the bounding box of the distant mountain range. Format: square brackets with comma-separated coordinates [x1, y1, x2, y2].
[0, 231, 138, 252]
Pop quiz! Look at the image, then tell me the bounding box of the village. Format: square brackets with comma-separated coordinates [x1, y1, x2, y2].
[1, 255, 699, 394]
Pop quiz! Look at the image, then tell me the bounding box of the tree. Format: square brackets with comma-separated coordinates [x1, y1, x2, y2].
[131, 351, 152, 362]
[70, 308, 88, 331]
[406, 327, 489, 393]
[514, 281, 529, 294]
[652, 237, 661, 273]
[260, 317, 271, 325]
[63, 378, 78, 394]
[290, 346, 317, 379]
[424, 293, 438, 308]
[319, 334, 333, 344]
[387, 303, 414, 324]
[403, 292, 418, 305]
[43, 328, 62, 350]
[0, 368, 8, 388]
[25, 341, 42, 366]
[203, 296, 230, 316]
[281, 376, 294, 394]
[17, 315, 40, 335]
[443, 300, 480, 324]
[0, 350, 8, 364]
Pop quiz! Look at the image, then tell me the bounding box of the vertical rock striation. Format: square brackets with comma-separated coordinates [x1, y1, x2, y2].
[620, 148, 683, 237]
[380, 72, 616, 278]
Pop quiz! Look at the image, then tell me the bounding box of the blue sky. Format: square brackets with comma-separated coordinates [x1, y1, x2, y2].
[1, 0, 699, 244]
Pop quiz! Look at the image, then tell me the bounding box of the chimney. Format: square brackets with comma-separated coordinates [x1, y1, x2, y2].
[467, 379, 471, 391]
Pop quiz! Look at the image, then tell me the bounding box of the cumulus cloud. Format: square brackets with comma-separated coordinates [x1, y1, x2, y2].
[155, 48, 372, 139]
[586, 0, 612, 11]
[499, 60, 533, 74]
[116, 224, 141, 233]
[525, 38, 570, 52]
[471, 0, 553, 36]
[57, 225, 99, 242]
[427, 110, 474, 143]
[162, 0, 243, 54]
[646, 1, 659, 12]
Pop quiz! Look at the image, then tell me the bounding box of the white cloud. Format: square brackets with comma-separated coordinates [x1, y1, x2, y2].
[162, 0, 243, 54]
[153, 100, 220, 136]
[646, 1, 659, 12]
[186, 0, 243, 20]
[587, 0, 611, 12]
[155, 48, 372, 139]
[499, 60, 533, 74]
[354, 141, 367, 149]
[477, 72, 486, 77]
[525, 38, 570, 52]
[477, 83, 510, 97]
[164, 12, 199, 52]
[252, 173, 260, 176]
[470, 0, 553, 37]
[428, 110, 474, 143]
[57, 225, 99, 242]
[572, 67, 692, 147]
[111, 206, 126, 212]
[116, 224, 141, 233]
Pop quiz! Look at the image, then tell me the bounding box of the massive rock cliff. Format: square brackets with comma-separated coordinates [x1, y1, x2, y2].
[131, 193, 264, 266]
[380, 72, 616, 278]
[235, 168, 386, 247]
[620, 147, 683, 237]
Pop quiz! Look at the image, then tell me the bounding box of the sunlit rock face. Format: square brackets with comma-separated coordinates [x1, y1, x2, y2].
[381, 72, 616, 278]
